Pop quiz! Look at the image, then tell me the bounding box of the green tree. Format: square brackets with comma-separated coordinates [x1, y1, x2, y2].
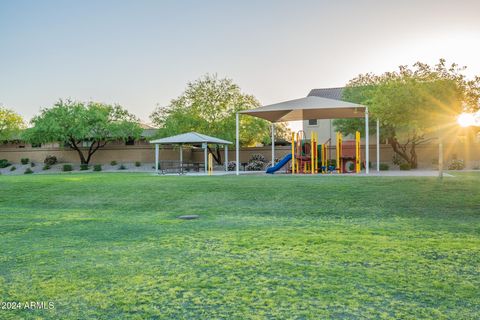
[334, 59, 480, 168]
[0, 107, 24, 141]
[24, 100, 142, 164]
[150, 74, 290, 164]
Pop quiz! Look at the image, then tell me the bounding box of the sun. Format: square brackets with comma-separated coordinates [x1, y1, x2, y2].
[457, 112, 475, 127]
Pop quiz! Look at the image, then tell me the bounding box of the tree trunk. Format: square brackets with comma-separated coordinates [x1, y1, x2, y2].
[409, 142, 418, 169]
[85, 141, 107, 164]
[207, 145, 222, 165]
[389, 138, 409, 163]
[75, 149, 88, 164]
[69, 140, 107, 165]
[389, 136, 418, 168]
[69, 140, 88, 164]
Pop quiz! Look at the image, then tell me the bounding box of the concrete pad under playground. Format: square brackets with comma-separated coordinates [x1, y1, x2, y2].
[158, 170, 455, 177]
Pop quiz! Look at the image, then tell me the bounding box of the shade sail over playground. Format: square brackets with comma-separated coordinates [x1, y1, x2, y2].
[150, 132, 232, 145]
[235, 94, 377, 175]
[240, 96, 366, 122]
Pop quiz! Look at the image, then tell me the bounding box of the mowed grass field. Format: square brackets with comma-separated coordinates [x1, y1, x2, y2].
[0, 172, 479, 319]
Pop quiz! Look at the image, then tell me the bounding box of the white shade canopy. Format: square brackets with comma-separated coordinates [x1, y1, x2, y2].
[240, 96, 366, 122]
[235, 92, 376, 175]
[150, 132, 232, 145]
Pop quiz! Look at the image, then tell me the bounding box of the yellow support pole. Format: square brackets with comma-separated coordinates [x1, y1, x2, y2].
[355, 131, 361, 173]
[312, 133, 315, 174]
[310, 131, 315, 174]
[208, 153, 213, 175]
[291, 132, 295, 174]
[297, 131, 303, 174]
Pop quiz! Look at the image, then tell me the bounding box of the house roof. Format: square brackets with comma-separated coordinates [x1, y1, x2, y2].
[308, 87, 345, 101]
[149, 132, 232, 145]
[240, 95, 365, 122]
[141, 129, 158, 138]
[139, 123, 157, 129]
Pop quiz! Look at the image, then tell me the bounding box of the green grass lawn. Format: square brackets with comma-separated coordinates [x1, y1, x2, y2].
[0, 172, 479, 319]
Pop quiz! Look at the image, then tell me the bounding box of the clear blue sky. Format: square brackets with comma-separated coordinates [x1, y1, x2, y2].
[1, 0, 479, 123]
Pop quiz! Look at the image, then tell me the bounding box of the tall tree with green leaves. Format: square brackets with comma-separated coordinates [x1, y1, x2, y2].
[24, 100, 142, 164]
[334, 59, 480, 168]
[0, 107, 24, 142]
[150, 74, 290, 164]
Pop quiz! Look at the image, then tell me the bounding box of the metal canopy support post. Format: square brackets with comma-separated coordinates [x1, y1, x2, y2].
[155, 144, 159, 174]
[204, 144, 208, 174]
[224, 145, 228, 171]
[179, 144, 183, 170]
[271, 122, 275, 165]
[236, 112, 240, 176]
[376, 119, 380, 172]
[365, 107, 369, 174]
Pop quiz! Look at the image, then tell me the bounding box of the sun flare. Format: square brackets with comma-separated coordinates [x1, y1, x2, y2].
[457, 112, 476, 127]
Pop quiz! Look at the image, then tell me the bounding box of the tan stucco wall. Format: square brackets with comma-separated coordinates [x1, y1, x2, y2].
[0, 143, 187, 164]
[1, 141, 479, 169]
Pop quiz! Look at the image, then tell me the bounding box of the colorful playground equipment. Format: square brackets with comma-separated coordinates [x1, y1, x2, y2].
[266, 130, 362, 174]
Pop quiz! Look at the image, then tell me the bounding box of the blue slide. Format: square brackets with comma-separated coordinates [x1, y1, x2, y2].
[266, 154, 292, 174]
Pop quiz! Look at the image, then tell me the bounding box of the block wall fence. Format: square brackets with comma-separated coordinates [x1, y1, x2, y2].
[1, 142, 479, 169]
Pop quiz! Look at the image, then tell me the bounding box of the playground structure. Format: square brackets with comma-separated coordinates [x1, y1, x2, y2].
[266, 130, 362, 174]
[237, 93, 382, 176]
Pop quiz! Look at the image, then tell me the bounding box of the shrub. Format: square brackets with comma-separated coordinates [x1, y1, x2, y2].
[399, 163, 411, 171]
[448, 159, 465, 170]
[20, 158, 29, 165]
[249, 154, 266, 163]
[246, 154, 268, 171]
[44, 155, 57, 166]
[118, 164, 126, 170]
[227, 161, 236, 171]
[10, 166, 16, 171]
[135, 161, 141, 167]
[80, 164, 89, 171]
[0, 159, 11, 168]
[93, 164, 102, 172]
[246, 160, 265, 171]
[24, 168, 33, 174]
[30, 162, 36, 167]
[379, 163, 389, 171]
[43, 164, 51, 170]
[63, 164, 73, 172]
[110, 160, 117, 166]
